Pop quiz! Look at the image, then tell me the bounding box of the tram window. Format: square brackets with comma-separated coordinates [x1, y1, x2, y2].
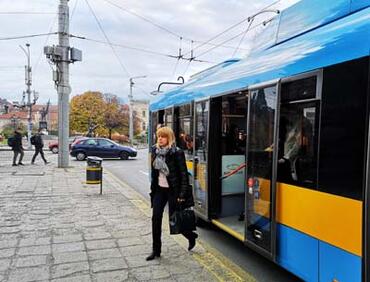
[221, 94, 247, 155]
[277, 102, 318, 188]
[319, 57, 369, 200]
[281, 76, 317, 103]
[177, 104, 193, 156]
[165, 108, 173, 129]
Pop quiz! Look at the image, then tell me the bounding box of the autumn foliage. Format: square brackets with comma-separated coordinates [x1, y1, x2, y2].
[69, 91, 140, 139]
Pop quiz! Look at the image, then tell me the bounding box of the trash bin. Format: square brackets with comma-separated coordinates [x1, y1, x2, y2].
[86, 156, 103, 194]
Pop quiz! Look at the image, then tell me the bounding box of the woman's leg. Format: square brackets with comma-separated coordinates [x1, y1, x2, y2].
[151, 189, 168, 255]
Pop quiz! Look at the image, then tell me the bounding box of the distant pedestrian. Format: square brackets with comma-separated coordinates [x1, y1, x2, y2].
[31, 129, 49, 165]
[11, 129, 24, 166]
[147, 126, 197, 261]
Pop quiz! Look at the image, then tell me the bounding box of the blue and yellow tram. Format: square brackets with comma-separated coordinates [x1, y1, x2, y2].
[149, 1, 370, 281]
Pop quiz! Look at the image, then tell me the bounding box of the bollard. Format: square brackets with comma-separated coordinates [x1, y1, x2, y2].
[86, 156, 103, 194]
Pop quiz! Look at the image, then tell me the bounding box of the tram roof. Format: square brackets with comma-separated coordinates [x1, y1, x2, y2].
[150, 1, 370, 111]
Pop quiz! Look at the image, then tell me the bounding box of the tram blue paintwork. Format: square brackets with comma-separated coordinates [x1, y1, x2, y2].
[277, 224, 319, 282]
[151, 6, 370, 111]
[351, 0, 370, 12]
[277, 224, 362, 282]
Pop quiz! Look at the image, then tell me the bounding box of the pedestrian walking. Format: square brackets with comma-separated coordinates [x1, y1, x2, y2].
[31, 129, 49, 165]
[147, 126, 198, 261]
[11, 129, 24, 166]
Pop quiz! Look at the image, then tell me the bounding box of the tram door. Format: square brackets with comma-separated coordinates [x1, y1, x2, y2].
[246, 84, 279, 258]
[193, 100, 209, 220]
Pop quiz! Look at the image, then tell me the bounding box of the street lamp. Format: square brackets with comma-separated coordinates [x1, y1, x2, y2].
[150, 76, 185, 96]
[129, 75, 146, 146]
[19, 43, 33, 149]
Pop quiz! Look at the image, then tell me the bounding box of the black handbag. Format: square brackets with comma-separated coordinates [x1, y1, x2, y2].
[169, 207, 196, 235]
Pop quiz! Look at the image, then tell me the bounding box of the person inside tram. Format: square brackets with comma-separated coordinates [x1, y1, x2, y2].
[278, 114, 313, 183]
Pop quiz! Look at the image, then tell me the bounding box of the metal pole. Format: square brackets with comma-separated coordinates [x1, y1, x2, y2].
[20, 43, 32, 149]
[57, 0, 71, 168]
[129, 78, 134, 146]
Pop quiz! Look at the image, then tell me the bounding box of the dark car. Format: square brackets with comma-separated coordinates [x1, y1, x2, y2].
[49, 136, 85, 154]
[70, 138, 137, 161]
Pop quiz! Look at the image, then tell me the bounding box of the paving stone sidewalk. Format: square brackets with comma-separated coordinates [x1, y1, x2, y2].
[0, 152, 219, 282]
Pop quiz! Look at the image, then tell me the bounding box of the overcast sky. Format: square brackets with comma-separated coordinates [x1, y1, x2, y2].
[0, 0, 299, 105]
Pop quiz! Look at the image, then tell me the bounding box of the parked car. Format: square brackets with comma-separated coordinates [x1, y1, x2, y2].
[70, 138, 137, 161]
[49, 136, 85, 154]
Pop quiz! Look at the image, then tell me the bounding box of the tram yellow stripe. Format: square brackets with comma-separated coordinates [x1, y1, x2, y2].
[276, 183, 362, 257]
[211, 219, 245, 242]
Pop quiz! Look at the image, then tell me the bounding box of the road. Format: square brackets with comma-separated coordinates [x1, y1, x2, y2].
[74, 149, 301, 282]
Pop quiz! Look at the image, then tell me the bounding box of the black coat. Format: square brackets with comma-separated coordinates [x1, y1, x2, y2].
[33, 134, 44, 148]
[13, 132, 23, 151]
[150, 145, 194, 208]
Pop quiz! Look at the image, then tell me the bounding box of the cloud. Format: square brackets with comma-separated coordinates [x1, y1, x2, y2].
[0, 0, 299, 104]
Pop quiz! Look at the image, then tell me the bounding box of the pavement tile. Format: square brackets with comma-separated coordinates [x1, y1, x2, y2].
[0, 248, 15, 258]
[120, 244, 151, 256]
[0, 259, 11, 272]
[117, 237, 144, 247]
[15, 255, 48, 267]
[88, 248, 122, 260]
[8, 265, 49, 282]
[53, 235, 83, 244]
[51, 261, 89, 279]
[18, 245, 51, 256]
[125, 255, 160, 268]
[0, 240, 17, 249]
[19, 237, 51, 247]
[84, 232, 111, 241]
[91, 258, 128, 273]
[131, 265, 172, 280]
[51, 275, 92, 282]
[93, 270, 129, 282]
[52, 251, 88, 265]
[52, 242, 85, 253]
[85, 239, 116, 250]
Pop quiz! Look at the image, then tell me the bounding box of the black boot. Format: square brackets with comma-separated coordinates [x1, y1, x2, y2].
[188, 233, 198, 251]
[146, 252, 160, 261]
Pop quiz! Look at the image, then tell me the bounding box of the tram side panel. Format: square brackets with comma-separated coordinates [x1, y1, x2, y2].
[275, 57, 369, 282]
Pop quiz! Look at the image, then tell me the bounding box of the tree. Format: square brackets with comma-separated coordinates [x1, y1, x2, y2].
[103, 94, 127, 139]
[70, 91, 107, 136]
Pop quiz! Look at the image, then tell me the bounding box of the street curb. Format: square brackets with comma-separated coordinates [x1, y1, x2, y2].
[104, 168, 256, 282]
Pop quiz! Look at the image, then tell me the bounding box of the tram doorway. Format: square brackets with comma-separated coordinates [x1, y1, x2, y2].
[209, 92, 248, 241]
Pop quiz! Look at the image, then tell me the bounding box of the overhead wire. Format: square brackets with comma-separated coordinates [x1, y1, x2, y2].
[231, 17, 255, 57]
[33, 14, 58, 73]
[184, 0, 281, 57]
[84, 0, 131, 77]
[100, 0, 250, 52]
[0, 12, 56, 15]
[0, 32, 58, 41]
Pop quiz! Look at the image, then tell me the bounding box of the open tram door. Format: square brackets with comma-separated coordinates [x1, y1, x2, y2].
[245, 80, 280, 260]
[193, 99, 210, 220]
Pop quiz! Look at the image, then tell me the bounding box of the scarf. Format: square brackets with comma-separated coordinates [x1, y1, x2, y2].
[153, 146, 171, 176]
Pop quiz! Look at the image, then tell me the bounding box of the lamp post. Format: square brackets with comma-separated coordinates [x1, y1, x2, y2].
[129, 75, 146, 146]
[19, 43, 33, 149]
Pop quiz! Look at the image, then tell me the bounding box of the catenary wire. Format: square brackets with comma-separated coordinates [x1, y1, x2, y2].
[184, 0, 281, 57]
[231, 17, 254, 57]
[84, 0, 131, 77]
[0, 32, 58, 41]
[100, 0, 250, 52]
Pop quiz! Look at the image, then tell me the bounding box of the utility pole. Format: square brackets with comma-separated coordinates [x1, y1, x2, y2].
[129, 76, 146, 146]
[44, 0, 82, 168]
[19, 43, 33, 150]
